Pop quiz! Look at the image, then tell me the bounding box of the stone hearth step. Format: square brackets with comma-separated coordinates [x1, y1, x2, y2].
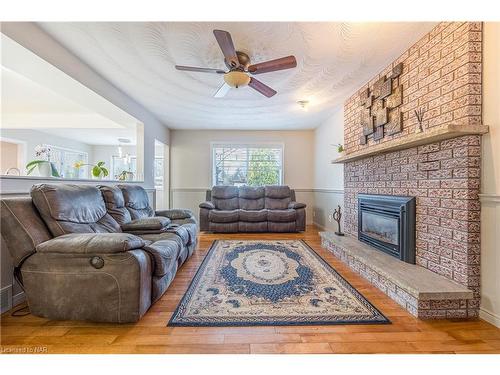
[319, 232, 474, 319]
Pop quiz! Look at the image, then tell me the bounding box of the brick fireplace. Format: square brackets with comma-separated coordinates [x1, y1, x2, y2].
[323, 22, 484, 319]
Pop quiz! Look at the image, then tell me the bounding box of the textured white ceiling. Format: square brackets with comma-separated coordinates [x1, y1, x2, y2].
[39, 22, 436, 130]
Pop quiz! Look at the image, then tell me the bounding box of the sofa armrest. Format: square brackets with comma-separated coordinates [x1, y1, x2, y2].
[288, 201, 306, 209]
[199, 201, 215, 210]
[121, 217, 171, 232]
[36, 233, 145, 254]
[156, 208, 194, 220]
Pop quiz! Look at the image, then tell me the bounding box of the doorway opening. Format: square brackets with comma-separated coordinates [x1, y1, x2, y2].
[154, 139, 170, 210]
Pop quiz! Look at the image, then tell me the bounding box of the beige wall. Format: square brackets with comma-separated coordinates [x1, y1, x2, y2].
[170, 129, 315, 222]
[314, 108, 344, 190]
[312, 108, 345, 230]
[0, 141, 20, 174]
[480, 22, 500, 327]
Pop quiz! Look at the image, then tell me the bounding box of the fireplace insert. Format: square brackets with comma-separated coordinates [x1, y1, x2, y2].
[358, 194, 416, 264]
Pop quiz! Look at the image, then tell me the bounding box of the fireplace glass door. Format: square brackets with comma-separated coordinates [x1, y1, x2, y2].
[361, 211, 399, 246]
[358, 194, 416, 264]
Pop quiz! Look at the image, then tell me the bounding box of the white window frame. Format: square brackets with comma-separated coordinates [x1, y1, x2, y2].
[46, 144, 89, 179]
[210, 142, 285, 187]
[111, 154, 137, 180]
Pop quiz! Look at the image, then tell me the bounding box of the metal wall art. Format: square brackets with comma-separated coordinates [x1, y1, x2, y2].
[358, 63, 404, 145]
[389, 62, 403, 79]
[373, 125, 384, 141]
[372, 77, 386, 98]
[374, 107, 388, 127]
[386, 108, 403, 135]
[361, 108, 374, 135]
[386, 85, 403, 109]
[379, 78, 392, 99]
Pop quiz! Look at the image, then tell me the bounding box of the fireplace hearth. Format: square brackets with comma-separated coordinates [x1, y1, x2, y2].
[358, 194, 416, 264]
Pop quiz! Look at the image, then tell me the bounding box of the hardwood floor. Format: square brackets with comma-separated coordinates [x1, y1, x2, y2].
[1, 226, 500, 354]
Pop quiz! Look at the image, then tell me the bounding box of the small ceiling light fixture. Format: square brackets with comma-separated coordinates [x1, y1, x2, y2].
[297, 100, 309, 111]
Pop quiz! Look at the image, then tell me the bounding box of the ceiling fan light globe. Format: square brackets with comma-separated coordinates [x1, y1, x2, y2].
[223, 71, 250, 88]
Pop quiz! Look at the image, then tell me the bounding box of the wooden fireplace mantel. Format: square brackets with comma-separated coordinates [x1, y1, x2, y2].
[332, 124, 489, 164]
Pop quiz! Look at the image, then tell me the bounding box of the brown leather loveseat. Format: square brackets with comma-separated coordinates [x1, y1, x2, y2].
[0, 183, 197, 323]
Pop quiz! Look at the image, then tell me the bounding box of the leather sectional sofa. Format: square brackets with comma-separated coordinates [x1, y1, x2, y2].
[199, 185, 306, 233]
[0, 183, 197, 323]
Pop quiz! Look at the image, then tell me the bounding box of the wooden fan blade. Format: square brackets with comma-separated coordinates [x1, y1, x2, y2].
[213, 30, 239, 67]
[248, 55, 297, 74]
[175, 65, 225, 74]
[248, 78, 277, 98]
[214, 82, 232, 98]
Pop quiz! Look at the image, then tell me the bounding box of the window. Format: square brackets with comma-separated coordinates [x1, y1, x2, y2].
[48, 145, 88, 179]
[112, 155, 137, 180]
[212, 143, 283, 186]
[154, 157, 164, 188]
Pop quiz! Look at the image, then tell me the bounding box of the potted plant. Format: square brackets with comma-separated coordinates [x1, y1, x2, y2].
[26, 145, 60, 178]
[117, 170, 134, 181]
[336, 143, 345, 156]
[74, 161, 109, 179]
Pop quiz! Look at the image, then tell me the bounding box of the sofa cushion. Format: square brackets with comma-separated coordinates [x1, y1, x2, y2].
[239, 186, 265, 210]
[139, 231, 183, 246]
[36, 233, 145, 254]
[121, 217, 171, 232]
[212, 185, 239, 199]
[268, 221, 297, 232]
[239, 186, 265, 199]
[209, 209, 239, 223]
[211, 186, 239, 210]
[0, 197, 52, 267]
[99, 185, 131, 225]
[144, 240, 179, 277]
[209, 222, 239, 233]
[238, 221, 268, 232]
[31, 184, 121, 237]
[288, 201, 306, 209]
[199, 201, 215, 210]
[267, 209, 297, 222]
[167, 225, 191, 246]
[239, 209, 267, 222]
[156, 208, 193, 220]
[172, 222, 197, 246]
[265, 186, 292, 210]
[118, 185, 155, 219]
[265, 185, 291, 199]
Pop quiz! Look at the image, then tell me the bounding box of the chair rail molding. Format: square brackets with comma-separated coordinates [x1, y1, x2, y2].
[479, 193, 500, 203]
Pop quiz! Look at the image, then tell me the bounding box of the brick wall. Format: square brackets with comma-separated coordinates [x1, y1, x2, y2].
[342, 22, 483, 317]
[344, 22, 482, 154]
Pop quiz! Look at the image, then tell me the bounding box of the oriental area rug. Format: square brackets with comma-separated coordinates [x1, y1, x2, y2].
[168, 240, 389, 327]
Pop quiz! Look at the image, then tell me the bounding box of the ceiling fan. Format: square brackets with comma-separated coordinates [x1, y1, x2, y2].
[175, 29, 297, 98]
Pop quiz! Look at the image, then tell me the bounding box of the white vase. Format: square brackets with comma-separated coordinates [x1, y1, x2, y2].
[37, 162, 52, 177]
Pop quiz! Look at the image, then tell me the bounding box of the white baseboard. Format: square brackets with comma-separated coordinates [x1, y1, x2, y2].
[0, 284, 25, 314]
[0, 285, 12, 314]
[13, 291, 26, 308]
[479, 307, 500, 328]
[313, 221, 327, 231]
